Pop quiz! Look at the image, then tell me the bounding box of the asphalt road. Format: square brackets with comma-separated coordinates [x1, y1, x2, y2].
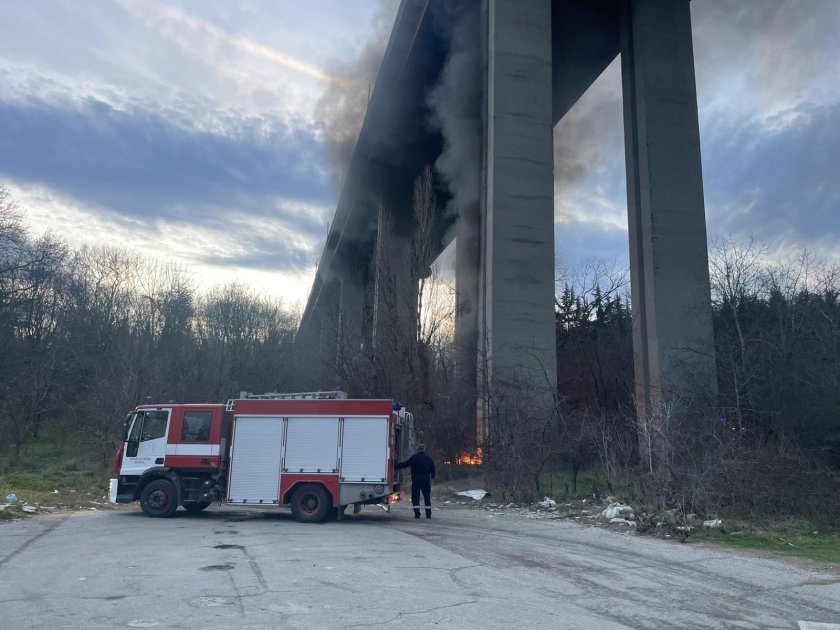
[2, 502, 839, 629]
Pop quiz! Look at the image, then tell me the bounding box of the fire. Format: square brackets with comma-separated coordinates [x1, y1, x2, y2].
[456, 448, 483, 465]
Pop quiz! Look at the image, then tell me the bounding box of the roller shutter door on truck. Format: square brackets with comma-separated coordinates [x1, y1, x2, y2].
[283, 417, 340, 473]
[228, 416, 283, 504]
[340, 416, 388, 482]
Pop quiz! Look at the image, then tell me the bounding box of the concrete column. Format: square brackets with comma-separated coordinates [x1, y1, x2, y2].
[317, 279, 341, 380]
[338, 268, 366, 346]
[455, 200, 480, 399]
[620, 0, 718, 414]
[372, 203, 417, 356]
[480, 0, 557, 406]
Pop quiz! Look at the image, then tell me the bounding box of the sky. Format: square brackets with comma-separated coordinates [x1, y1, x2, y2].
[1, 1, 839, 307]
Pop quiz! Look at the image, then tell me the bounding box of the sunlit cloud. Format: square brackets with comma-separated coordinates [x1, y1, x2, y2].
[7, 178, 322, 304]
[117, 0, 364, 96]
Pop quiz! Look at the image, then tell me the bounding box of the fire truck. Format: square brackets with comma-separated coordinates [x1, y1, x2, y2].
[109, 391, 410, 523]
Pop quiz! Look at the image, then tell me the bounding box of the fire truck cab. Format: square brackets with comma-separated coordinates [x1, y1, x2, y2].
[109, 392, 409, 523]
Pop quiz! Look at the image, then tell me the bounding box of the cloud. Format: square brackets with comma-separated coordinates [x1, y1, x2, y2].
[7, 180, 324, 302]
[0, 93, 329, 226]
[549, 1, 840, 267]
[692, 1, 840, 126]
[703, 102, 840, 246]
[553, 58, 623, 192]
[554, 220, 629, 271]
[0, 0, 399, 303]
[552, 57, 628, 262]
[116, 0, 360, 93]
[314, 2, 398, 190]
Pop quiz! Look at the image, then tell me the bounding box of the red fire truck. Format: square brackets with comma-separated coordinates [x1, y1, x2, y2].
[109, 391, 409, 523]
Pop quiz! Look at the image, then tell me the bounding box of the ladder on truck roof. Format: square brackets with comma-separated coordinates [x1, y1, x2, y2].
[226, 391, 348, 411]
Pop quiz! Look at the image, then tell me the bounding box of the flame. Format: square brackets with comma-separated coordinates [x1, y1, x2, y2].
[456, 448, 483, 465]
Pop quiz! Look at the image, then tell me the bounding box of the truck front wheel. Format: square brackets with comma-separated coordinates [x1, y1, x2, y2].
[290, 484, 330, 523]
[140, 479, 178, 518]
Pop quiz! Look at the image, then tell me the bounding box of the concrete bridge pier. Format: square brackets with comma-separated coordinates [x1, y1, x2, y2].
[337, 264, 367, 347]
[477, 0, 558, 413]
[620, 0, 718, 418]
[455, 200, 480, 403]
[372, 201, 418, 379]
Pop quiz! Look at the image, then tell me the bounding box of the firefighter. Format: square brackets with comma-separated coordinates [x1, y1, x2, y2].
[395, 444, 435, 519]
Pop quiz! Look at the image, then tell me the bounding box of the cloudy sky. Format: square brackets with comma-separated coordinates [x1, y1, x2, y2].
[1, 1, 838, 307]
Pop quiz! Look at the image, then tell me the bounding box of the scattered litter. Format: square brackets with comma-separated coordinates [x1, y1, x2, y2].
[703, 519, 722, 528]
[537, 497, 557, 510]
[600, 502, 635, 520]
[5, 493, 18, 502]
[22, 504, 37, 513]
[52, 489, 59, 494]
[456, 489, 488, 501]
[0, 504, 8, 511]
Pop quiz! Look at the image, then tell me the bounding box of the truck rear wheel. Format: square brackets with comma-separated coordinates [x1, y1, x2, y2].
[140, 479, 178, 518]
[290, 484, 330, 523]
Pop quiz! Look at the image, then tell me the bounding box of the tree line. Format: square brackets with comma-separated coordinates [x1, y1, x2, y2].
[549, 238, 840, 522]
[0, 186, 300, 461]
[4, 179, 839, 522]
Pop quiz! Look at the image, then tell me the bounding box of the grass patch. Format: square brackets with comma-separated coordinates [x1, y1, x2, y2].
[695, 521, 840, 564]
[0, 441, 112, 517]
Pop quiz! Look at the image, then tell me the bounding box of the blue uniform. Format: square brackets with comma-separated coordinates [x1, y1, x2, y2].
[396, 451, 435, 518]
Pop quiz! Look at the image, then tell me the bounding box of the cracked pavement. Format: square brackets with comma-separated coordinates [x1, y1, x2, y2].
[1, 503, 839, 629]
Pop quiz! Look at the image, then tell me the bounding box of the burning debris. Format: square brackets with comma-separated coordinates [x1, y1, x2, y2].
[456, 448, 483, 465]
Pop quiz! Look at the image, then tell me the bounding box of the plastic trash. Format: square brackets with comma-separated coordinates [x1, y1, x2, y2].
[5, 493, 18, 502]
[456, 489, 488, 501]
[601, 504, 621, 519]
[703, 519, 722, 528]
[600, 502, 635, 520]
[537, 497, 557, 509]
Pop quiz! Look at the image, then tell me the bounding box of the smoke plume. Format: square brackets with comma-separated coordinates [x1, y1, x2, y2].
[427, 0, 482, 220]
[315, 3, 398, 195]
